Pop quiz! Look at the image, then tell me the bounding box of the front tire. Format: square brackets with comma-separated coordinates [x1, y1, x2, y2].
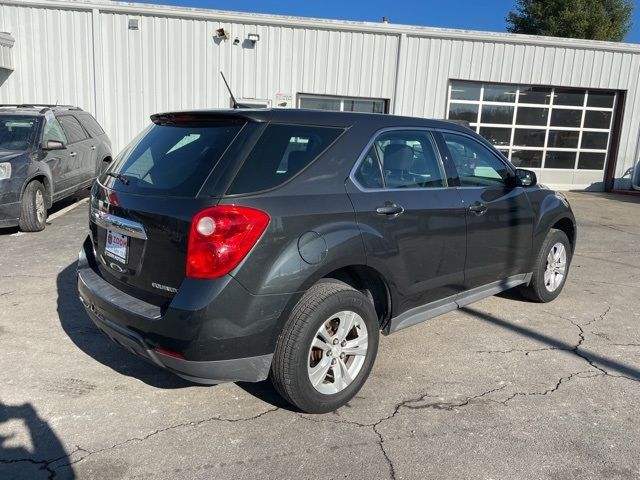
[271, 280, 380, 414]
[520, 229, 571, 303]
[18, 181, 47, 232]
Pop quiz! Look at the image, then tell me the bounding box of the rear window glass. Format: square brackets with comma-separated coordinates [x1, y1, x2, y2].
[57, 115, 88, 144]
[227, 124, 343, 194]
[108, 122, 243, 196]
[78, 114, 105, 137]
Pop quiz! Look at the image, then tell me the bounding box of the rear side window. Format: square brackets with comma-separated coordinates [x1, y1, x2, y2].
[227, 124, 343, 194]
[57, 115, 88, 144]
[78, 114, 105, 137]
[108, 122, 243, 196]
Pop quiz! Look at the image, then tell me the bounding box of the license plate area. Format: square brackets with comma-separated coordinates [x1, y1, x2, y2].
[105, 229, 129, 264]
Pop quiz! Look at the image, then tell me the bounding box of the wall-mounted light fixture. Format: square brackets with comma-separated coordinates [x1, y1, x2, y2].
[247, 33, 260, 44]
[215, 28, 228, 40]
[128, 19, 139, 30]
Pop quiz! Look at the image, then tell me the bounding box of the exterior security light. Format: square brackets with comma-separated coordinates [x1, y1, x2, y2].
[216, 28, 228, 39]
[247, 33, 260, 44]
[233, 37, 240, 45]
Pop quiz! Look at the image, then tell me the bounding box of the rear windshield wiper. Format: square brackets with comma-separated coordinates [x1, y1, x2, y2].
[106, 172, 130, 186]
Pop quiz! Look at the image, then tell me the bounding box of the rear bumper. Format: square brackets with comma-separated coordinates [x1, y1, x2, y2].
[77, 236, 291, 384]
[0, 201, 20, 228]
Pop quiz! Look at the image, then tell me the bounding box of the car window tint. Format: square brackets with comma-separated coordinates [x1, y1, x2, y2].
[442, 132, 511, 188]
[0, 116, 40, 151]
[354, 147, 383, 189]
[42, 116, 68, 144]
[108, 122, 243, 196]
[57, 115, 88, 144]
[374, 130, 445, 189]
[78, 114, 105, 137]
[227, 124, 343, 194]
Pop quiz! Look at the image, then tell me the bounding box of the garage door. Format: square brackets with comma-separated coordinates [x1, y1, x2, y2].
[446, 81, 618, 190]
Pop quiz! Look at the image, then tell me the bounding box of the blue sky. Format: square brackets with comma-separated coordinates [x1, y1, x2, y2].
[133, 0, 640, 43]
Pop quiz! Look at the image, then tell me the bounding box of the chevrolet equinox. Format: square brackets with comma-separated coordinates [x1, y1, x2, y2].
[77, 109, 576, 413]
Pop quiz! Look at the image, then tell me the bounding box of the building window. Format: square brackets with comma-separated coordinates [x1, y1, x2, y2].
[446, 81, 617, 172]
[298, 94, 388, 114]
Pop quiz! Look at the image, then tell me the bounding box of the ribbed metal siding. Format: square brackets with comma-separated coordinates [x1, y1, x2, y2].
[0, 1, 639, 188]
[0, 4, 95, 111]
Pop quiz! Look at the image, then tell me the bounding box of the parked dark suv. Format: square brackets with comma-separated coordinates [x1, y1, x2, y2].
[0, 105, 112, 231]
[77, 109, 576, 413]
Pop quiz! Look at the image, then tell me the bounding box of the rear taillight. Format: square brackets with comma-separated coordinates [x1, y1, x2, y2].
[186, 205, 270, 279]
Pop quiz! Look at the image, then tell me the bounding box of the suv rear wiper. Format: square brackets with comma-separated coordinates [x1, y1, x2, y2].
[106, 172, 130, 186]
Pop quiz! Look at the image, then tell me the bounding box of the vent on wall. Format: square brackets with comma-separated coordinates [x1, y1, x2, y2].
[128, 19, 139, 31]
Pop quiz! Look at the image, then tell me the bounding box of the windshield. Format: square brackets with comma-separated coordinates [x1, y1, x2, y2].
[0, 116, 41, 151]
[105, 121, 244, 196]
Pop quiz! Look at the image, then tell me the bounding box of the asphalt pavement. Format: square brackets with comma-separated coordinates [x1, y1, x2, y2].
[0, 191, 639, 479]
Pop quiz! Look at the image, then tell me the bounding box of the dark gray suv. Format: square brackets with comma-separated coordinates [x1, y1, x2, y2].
[77, 109, 576, 413]
[0, 105, 112, 231]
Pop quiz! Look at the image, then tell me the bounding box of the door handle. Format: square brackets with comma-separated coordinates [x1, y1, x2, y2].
[468, 202, 488, 215]
[69, 152, 77, 157]
[376, 203, 404, 216]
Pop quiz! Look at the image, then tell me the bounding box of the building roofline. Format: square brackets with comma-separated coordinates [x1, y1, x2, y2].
[3, 0, 640, 54]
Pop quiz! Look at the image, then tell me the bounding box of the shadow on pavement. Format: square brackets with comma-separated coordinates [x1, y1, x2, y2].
[463, 306, 640, 380]
[56, 262, 194, 389]
[0, 402, 74, 479]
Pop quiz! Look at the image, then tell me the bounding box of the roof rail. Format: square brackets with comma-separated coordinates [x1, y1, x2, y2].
[0, 104, 83, 111]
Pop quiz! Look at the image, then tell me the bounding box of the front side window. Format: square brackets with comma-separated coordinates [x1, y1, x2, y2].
[354, 130, 446, 189]
[442, 132, 512, 188]
[0, 116, 40, 151]
[42, 116, 68, 145]
[227, 124, 344, 194]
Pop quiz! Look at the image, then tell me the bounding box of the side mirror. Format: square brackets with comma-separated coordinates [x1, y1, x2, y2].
[42, 140, 66, 150]
[516, 168, 537, 187]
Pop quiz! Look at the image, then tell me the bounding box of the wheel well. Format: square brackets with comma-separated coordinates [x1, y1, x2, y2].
[323, 265, 391, 330]
[552, 217, 575, 251]
[24, 175, 52, 208]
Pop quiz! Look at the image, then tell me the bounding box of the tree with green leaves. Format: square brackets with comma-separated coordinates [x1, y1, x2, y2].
[506, 0, 634, 42]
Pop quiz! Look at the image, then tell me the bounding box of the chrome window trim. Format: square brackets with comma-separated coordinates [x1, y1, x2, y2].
[349, 126, 450, 193]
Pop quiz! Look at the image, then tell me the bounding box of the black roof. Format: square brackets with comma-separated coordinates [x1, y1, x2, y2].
[150, 108, 471, 132]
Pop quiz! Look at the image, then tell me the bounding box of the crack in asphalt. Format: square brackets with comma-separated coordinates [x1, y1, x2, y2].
[500, 371, 596, 404]
[0, 448, 84, 480]
[48, 407, 279, 476]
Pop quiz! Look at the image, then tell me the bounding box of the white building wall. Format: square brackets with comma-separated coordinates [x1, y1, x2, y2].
[1, 0, 639, 190]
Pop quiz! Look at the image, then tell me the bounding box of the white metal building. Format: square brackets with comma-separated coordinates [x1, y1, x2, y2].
[1, 0, 640, 191]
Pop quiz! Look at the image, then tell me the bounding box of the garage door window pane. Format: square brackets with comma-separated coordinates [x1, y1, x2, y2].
[450, 81, 481, 101]
[551, 109, 582, 127]
[479, 127, 511, 146]
[578, 152, 606, 170]
[519, 87, 552, 105]
[581, 131, 609, 150]
[483, 85, 517, 102]
[344, 99, 385, 113]
[587, 92, 615, 108]
[516, 107, 548, 126]
[545, 151, 576, 169]
[513, 129, 545, 147]
[512, 150, 543, 168]
[300, 97, 342, 111]
[547, 130, 579, 149]
[480, 105, 514, 124]
[554, 88, 585, 106]
[448, 103, 478, 123]
[584, 110, 612, 129]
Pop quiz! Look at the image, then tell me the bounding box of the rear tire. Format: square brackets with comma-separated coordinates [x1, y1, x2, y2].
[520, 229, 571, 303]
[18, 181, 47, 232]
[270, 280, 380, 413]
